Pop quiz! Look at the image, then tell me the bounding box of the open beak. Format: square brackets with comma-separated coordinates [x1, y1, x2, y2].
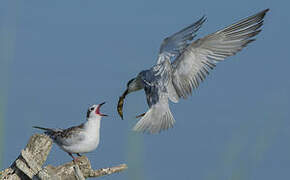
[97, 102, 108, 117]
[117, 89, 129, 120]
[99, 102, 106, 106]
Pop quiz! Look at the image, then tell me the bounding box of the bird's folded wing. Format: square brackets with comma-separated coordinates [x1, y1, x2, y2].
[157, 16, 206, 64]
[172, 9, 269, 99]
[54, 124, 86, 146]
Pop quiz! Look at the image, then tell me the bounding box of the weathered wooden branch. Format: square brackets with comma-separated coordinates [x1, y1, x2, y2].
[0, 134, 127, 180]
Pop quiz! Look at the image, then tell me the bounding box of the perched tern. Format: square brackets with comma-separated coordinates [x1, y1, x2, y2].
[117, 9, 269, 134]
[33, 102, 107, 162]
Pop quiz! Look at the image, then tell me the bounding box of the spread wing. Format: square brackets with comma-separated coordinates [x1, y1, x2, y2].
[134, 60, 175, 133]
[157, 16, 206, 64]
[172, 9, 269, 98]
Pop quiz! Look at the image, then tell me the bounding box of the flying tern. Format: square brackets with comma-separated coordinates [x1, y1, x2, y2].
[117, 9, 269, 134]
[34, 102, 107, 162]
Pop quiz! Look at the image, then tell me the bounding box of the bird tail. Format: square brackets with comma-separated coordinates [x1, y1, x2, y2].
[33, 126, 57, 137]
[33, 126, 52, 131]
[133, 103, 175, 134]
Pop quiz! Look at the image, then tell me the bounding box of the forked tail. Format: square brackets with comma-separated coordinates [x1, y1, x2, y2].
[133, 103, 175, 134]
[33, 126, 58, 137]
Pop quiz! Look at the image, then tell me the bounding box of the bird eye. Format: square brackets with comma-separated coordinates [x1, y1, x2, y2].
[127, 78, 134, 87]
[90, 107, 94, 111]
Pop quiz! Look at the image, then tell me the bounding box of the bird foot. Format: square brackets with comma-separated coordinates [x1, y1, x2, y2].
[68, 152, 81, 164]
[136, 113, 145, 118]
[73, 156, 82, 164]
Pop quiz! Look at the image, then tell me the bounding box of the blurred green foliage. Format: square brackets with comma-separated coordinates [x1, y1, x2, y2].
[127, 123, 145, 180]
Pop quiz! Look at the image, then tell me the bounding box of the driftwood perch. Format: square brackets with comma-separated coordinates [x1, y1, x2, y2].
[0, 134, 127, 180]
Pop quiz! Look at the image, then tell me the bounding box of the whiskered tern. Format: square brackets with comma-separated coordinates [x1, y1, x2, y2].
[34, 102, 107, 162]
[117, 9, 269, 134]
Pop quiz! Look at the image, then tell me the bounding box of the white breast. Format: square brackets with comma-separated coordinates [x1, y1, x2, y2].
[61, 119, 101, 154]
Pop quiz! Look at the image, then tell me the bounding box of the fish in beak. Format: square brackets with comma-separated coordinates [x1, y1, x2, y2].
[117, 89, 129, 119]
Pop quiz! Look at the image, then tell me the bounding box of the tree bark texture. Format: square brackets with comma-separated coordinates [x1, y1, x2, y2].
[0, 134, 127, 180]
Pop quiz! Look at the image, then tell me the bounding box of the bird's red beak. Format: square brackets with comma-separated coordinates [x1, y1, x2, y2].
[95, 102, 108, 116]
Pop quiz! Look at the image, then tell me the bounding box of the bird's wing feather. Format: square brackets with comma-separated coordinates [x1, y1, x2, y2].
[172, 9, 269, 98]
[135, 60, 175, 133]
[55, 124, 86, 146]
[157, 16, 206, 64]
[38, 124, 86, 146]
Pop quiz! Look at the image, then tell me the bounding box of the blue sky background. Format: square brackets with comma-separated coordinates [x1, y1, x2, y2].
[1, 0, 289, 179]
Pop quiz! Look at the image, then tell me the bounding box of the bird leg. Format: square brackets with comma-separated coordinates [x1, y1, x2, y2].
[136, 112, 145, 118]
[77, 153, 82, 157]
[68, 152, 78, 163]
